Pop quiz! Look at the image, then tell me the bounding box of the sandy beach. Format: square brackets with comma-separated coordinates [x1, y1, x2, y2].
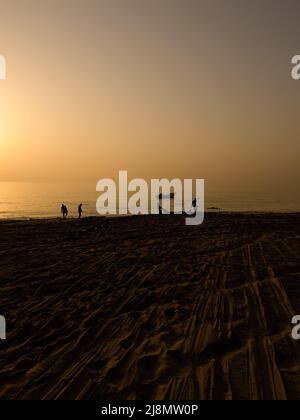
[0, 213, 299, 400]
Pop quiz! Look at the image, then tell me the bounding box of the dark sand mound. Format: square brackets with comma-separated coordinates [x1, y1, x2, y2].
[0, 213, 300, 400]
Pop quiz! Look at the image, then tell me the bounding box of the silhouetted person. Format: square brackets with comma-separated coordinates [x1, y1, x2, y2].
[78, 203, 83, 219]
[183, 198, 197, 217]
[61, 204, 68, 219]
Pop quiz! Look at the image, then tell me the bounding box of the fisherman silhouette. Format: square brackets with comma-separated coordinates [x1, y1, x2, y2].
[61, 204, 68, 219]
[158, 197, 198, 216]
[78, 203, 83, 219]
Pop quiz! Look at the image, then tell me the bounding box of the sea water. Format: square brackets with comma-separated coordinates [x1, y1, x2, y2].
[0, 182, 299, 219]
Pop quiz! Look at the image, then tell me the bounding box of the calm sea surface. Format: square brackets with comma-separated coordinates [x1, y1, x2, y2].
[0, 182, 299, 219]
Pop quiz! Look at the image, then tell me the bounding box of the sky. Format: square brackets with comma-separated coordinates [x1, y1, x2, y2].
[0, 0, 299, 196]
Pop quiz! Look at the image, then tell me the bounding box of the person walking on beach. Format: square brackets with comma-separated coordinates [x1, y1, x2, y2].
[78, 203, 83, 219]
[61, 204, 68, 219]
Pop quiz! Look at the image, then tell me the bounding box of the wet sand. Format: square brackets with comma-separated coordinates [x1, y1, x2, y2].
[0, 213, 300, 400]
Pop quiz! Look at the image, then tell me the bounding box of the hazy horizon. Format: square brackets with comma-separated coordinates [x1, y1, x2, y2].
[1, 0, 300, 202]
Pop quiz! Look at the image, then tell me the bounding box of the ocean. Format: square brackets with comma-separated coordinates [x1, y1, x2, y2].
[0, 182, 299, 219]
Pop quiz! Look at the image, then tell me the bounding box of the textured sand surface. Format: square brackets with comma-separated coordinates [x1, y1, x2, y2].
[0, 213, 299, 400]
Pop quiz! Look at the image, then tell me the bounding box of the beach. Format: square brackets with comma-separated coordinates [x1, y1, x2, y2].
[0, 213, 300, 400]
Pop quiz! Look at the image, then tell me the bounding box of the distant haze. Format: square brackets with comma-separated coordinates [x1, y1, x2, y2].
[0, 0, 299, 204]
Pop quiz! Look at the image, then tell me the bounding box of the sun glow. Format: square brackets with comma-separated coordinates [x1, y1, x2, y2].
[0, 112, 9, 152]
[0, 116, 5, 143]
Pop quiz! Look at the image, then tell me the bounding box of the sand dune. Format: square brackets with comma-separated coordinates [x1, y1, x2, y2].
[0, 213, 299, 400]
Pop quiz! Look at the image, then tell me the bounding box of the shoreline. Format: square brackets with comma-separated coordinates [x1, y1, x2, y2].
[0, 210, 300, 223]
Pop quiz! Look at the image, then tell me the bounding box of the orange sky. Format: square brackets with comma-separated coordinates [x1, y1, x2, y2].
[0, 0, 299, 195]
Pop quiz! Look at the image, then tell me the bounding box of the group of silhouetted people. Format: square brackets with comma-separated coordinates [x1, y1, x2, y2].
[61, 203, 83, 219]
[61, 198, 197, 219]
[158, 197, 198, 215]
